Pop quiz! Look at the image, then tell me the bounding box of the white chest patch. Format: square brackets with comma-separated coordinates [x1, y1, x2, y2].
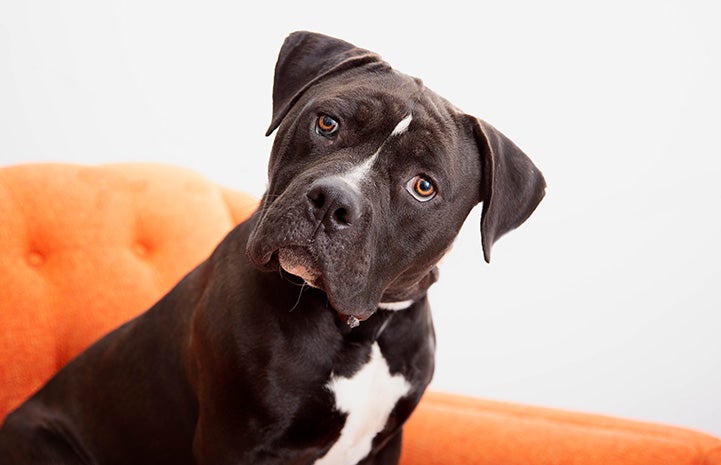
[314, 343, 411, 465]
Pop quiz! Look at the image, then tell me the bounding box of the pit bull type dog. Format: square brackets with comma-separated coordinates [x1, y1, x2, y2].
[0, 31, 546, 464]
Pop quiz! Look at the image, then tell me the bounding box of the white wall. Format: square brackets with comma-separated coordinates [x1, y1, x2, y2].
[2, 0, 720, 437]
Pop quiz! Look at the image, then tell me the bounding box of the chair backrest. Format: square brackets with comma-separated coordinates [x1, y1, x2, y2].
[0, 163, 257, 421]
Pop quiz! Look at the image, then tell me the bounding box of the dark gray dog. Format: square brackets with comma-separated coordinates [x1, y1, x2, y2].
[0, 31, 545, 465]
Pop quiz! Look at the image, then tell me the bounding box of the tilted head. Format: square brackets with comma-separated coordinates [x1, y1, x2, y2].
[247, 31, 546, 323]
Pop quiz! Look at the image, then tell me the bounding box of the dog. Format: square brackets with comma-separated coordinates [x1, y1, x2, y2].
[0, 31, 545, 464]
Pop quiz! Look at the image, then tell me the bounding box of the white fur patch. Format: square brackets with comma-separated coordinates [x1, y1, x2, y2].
[314, 343, 411, 465]
[336, 113, 414, 191]
[378, 300, 414, 311]
[339, 153, 378, 191]
[391, 113, 413, 136]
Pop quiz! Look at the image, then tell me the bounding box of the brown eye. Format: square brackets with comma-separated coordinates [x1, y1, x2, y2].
[405, 175, 437, 202]
[316, 114, 339, 137]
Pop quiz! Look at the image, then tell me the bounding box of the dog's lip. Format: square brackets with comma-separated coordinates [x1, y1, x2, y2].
[275, 247, 377, 323]
[249, 240, 378, 325]
[247, 235, 307, 269]
[276, 246, 320, 285]
[325, 291, 377, 323]
[246, 240, 275, 268]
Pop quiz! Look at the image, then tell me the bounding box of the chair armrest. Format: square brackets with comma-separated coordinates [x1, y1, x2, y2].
[401, 391, 721, 465]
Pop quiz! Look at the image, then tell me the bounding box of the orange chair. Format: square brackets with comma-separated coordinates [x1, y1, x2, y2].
[1, 163, 719, 464]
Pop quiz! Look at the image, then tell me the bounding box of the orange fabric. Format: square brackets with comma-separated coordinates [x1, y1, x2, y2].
[401, 392, 721, 465]
[0, 163, 258, 417]
[1, 162, 719, 464]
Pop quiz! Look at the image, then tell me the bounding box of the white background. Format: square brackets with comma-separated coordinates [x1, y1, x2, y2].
[2, 1, 720, 437]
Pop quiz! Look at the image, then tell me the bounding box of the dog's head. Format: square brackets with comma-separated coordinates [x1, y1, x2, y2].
[247, 31, 545, 323]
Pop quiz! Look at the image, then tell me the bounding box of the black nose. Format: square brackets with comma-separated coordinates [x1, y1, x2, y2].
[306, 177, 362, 233]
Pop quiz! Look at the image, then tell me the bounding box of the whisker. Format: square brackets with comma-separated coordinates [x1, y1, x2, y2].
[289, 282, 308, 313]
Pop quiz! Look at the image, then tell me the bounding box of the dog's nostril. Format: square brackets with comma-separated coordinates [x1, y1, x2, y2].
[308, 190, 325, 209]
[334, 207, 349, 225]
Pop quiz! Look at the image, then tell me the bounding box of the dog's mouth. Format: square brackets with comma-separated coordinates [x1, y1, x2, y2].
[256, 244, 376, 327]
[275, 246, 321, 288]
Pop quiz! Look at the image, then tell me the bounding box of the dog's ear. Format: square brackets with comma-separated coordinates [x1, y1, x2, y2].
[468, 116, 546, 263]
[266, 31, 385, 136]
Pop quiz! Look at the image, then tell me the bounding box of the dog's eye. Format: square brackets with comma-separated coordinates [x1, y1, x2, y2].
[315, 114, 339, 137]
[405, 176, 437, 202]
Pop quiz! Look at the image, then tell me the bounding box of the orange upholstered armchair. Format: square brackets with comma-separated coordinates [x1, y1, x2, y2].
[1, 163, 719, 464]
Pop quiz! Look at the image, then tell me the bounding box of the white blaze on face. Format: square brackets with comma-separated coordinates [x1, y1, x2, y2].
[340, 154, 377, 191]
[337, 113, 413, 192]
[390, 113, 412, 137]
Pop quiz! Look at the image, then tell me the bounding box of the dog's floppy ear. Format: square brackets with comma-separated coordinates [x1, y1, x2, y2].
[468, 116, 546, 263]
[266, 31, 385, 136]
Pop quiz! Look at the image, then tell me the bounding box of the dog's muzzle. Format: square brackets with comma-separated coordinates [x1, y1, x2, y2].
[247, 175, 380, 323]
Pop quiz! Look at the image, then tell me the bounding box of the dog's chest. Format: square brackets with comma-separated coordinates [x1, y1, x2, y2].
[314, 342, 410, 465]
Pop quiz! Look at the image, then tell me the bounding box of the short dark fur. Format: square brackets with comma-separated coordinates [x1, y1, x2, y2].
[0, 31, 545, 464]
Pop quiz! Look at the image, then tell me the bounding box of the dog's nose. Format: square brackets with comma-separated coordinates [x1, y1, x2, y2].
[306, 177, 362, 232]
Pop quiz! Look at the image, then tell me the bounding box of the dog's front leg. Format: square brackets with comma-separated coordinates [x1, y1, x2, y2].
[192, 419, 249, 464]
[190, 359, 283, 464]
[192, 410, 278, 465]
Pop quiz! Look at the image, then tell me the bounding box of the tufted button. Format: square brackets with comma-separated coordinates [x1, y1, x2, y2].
[27, 251, 45, 267]
[133, 242, 150, 258]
